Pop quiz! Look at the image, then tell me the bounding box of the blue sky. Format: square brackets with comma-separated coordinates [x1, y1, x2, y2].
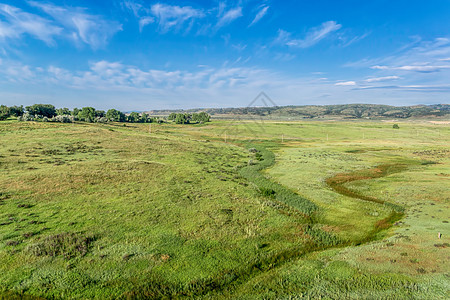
[0, 0, 449, 110]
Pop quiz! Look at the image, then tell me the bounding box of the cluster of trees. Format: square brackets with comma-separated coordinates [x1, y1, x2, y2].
[1, 104, 211, 124]
[0, 105, 24, 120]
[167, 112, 211, 124]
[125, 111, 164, 123]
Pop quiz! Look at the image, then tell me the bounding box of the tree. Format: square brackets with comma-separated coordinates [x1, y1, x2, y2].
[127, 112, 141, 123]
[72, 108, 80, 117]
[168, 113, 177, 121]
[0, 105, 9, 120]
[25, 104, 56, 117]
[95, 110, 105, 118]
[192, 112, 210, 123]
[9, 105, 24, 117]
[175, 113, 189, 124]
[393, 124, 400, 129]
[78, 107, 96, 122]
[141, 113, 150, 123]
[106, 109, 125, 122]
[56, 108, 71, 115]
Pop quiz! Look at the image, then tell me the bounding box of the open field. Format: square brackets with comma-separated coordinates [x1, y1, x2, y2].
[0, 119, 449, 299]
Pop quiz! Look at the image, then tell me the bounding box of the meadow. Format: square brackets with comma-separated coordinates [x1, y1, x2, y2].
[0, 118, 448, 299]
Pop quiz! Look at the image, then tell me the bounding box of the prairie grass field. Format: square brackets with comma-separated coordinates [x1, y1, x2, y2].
[0, 118, 448, 299]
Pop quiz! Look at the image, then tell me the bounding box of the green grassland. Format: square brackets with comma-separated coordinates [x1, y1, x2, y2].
[0, 118, 448, 298]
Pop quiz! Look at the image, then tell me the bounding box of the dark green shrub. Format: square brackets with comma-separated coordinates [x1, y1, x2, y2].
[260, 187, 276, 197]
[255, 152, 263, 161]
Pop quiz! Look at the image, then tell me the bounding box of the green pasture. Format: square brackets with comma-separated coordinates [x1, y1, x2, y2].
[0, 119, 448, 298]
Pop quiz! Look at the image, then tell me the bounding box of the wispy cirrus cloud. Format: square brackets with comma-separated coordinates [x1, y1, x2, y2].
[335, 80, 356, 86]
[0, 4, 62, 45]
[364, 75, 400, 82]
[353, 84, 450, 92]
[347, 37, 450, 70]
[215, 6, 243, 30]
[275, 21, 342, 49]
[343, 37, 450, 93]
[121, 0, 154, 32]
[150, 3, 205, 33]
[121, 0, 147, 17]
[28, 1, 122, 49]
[249, 5, 269, 27]
[288, 21, 342, 48]
[339, 31, 370, 47]
[138, 17, 154, 32]
[122, 1, 251, 35]
[371, 64, 450, 73]
[333, 76, 400, 87]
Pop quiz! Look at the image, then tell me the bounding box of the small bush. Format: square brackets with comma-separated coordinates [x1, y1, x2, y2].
[260, 187, 276, 197]
[18, 113, 35, 122]
[393, 124, 400, 129]
[26, 232, 96, 259]
[52, 115, 74, 123]
[6, 240, 20, 246]
[95, 116, 108, 123]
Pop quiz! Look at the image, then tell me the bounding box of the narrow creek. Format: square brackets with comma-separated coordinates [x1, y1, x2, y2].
[197, 145, 411, 297]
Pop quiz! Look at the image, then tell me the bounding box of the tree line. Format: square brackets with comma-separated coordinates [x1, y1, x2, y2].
[0, 104, 211, 124]
[149, 104, 449, 119]
[167, 112, 210, 124]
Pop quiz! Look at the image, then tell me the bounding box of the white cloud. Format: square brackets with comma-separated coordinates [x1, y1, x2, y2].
[344, 37, 450, 95]
[232, 44, 247, 51]
[335, 81, 356, 86]
[0, 4, 62, 45]
[122, 0, 146, 17]
[353, 84, 450, 92]
[273, 29, 291, 45]
[215, 6, 243, 30]
[0, 19, 17, 39]
[370, 65, 389, 70]
[122, 2, 247, 35]
[139, 17, 155, 32]
[274, 53, 296, 62]
[371, 64, 450, 73]
[286, 21, 342, 48]
[150, 3, 204, 33]
[28, 1, 122, 49]
[349, 37, 450, 71]
[397, 65, 450, 72]
[340, 32, 370, 47]
[249, 6, 269, 27]
[365, 76, 400, 82]
[2, 58, 446, 110]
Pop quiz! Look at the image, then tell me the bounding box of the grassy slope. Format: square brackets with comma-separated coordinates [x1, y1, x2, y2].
[0, 121, 311, 298]
[161, 119, 449, 298]
[0, 119, 448, 299]
[213, 120, 449, 299]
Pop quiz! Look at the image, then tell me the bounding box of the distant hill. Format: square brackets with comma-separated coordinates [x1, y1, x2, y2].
[147, 104, 449, 119]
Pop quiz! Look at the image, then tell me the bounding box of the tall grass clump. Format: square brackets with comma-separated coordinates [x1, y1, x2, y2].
[26, 232, 96, 259]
